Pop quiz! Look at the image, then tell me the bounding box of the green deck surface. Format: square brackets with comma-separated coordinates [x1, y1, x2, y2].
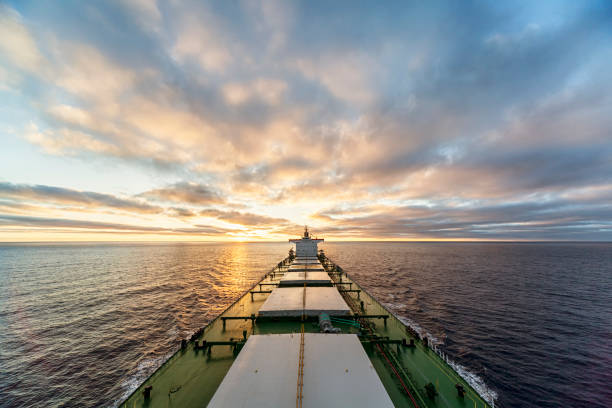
[119, 257, 492, 408]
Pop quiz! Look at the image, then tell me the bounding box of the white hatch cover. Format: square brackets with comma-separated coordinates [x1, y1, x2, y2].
[279, 271, 332, 286]
[207, 333, 394, 408]
[292, 258, 321, 264]
[288, 265, 325, 272]
[290, 262, 323, 267]
[293, 257, 319, 262]
[258, 287, 350, 317]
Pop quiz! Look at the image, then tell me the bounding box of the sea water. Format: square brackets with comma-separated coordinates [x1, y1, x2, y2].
[1, 242, 610, 407]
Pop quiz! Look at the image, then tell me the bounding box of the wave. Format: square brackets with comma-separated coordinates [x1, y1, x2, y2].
[447, 359, 498, 406]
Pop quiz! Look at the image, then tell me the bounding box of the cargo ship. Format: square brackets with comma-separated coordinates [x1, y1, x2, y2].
[119, 228, 493, 407]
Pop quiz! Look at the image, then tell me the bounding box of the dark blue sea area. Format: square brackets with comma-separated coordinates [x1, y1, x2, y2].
[0, 242, 610, 407]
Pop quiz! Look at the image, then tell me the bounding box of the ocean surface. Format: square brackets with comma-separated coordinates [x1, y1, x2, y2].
[0, 242, 610, 408]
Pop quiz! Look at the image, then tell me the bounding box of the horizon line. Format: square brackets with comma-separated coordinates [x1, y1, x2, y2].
[2, 239, 611, 244]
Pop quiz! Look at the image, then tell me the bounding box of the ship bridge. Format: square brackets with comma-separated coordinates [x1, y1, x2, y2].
[289, 226, 323, 258]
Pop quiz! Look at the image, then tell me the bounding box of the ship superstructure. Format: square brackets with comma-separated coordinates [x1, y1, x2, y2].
[120, 228, 492, 407]
[288, 225, 323, 257]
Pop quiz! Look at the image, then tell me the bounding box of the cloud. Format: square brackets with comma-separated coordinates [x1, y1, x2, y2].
[54, 44, 137, 102]
[25, 125, 122, 157]
[0, 214, 230, 235]
[170, 7, 234, 73]
[312, 196, 612, 240]
[293, 53, 377, 106]
[0, 6, 43, 73]
[166, 207, 197, 218]
[0, 182, 161, 214]
[199, 209, 289, 227]
[140, 182, 224, 205]
[117, 0, 162, 33]
[222, 79, 287, 105]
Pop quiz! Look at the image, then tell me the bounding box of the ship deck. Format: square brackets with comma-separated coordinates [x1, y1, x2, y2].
[119, 255, 492, 408]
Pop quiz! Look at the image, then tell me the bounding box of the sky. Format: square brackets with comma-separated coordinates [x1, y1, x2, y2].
[1, 0, 611, 241]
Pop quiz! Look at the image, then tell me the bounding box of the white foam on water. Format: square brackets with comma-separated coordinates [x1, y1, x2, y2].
[113, 352, 173, 407]
[447, 359, 498, 406]
[385, 305, 442, 345]
[395, 314, 428, 338]
[167, 326, 179, 340]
